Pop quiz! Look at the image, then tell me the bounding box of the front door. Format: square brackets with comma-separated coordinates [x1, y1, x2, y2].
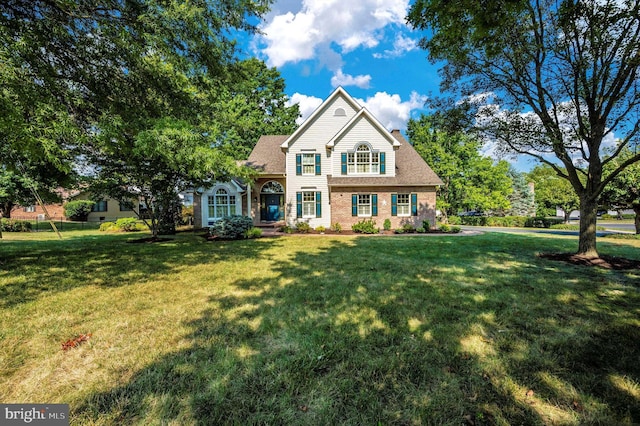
[261, 194, 282, 221]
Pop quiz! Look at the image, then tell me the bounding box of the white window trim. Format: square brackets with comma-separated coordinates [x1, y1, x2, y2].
[203, 185, 239, 225]
[302, 191, 316, 218]
[397, 194, 411, 217]
[301, 153, 315, 175]
[357, 194, 371, 217]
[347, 143, 380, 175]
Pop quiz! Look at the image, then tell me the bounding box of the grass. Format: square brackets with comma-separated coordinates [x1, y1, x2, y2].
[1, 230, 639, 425]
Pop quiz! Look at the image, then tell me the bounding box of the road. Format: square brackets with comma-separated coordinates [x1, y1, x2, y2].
[460, 221, 636, 237]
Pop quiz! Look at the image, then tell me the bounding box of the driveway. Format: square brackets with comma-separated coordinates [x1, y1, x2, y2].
[459, 225, 633, 237]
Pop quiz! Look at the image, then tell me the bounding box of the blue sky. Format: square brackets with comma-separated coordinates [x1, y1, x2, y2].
[244, 0, 438, 129]
[240, 0, 542, 171]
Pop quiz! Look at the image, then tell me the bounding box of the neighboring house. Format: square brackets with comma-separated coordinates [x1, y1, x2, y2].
[71, 192, 140, 222]
[194, 87, 443, 230]
[12, 190, 141, 222]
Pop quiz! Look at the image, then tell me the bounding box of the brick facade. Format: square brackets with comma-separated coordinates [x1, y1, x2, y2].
[329, 186, 437, 230]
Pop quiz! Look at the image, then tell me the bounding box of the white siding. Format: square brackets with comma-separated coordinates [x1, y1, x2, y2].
[331, 115, 397, 177]
[283, 90, 398, 229]
[285, 97, 358, 228]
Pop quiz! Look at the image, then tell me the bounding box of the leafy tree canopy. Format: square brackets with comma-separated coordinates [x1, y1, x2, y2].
[600, 145, 640, 233]
[408, 0, 640, 256]
[527, 164, 580, 221]
[407, 107, 513, 217]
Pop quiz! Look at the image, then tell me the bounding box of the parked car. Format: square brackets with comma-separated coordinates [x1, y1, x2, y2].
[458, 211, 484, 216]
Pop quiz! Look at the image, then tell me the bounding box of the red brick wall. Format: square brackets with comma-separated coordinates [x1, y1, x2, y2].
[9, 203, 65, 220]
[329, 186, 437, 230]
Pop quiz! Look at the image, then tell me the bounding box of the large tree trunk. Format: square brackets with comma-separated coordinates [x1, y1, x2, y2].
[633, 204, 640, 235]
[1, 201, 13, 219]
[578, 196, 599, 257]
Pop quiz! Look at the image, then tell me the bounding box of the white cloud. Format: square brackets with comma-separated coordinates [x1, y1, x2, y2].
[288, 90, 428, 130]
[287, 92, 323, 124]
[258, 0, 410, 68]
[372, 34, 418, 59]
[357, 91, 428, 131]
[330, 69, 371, 89]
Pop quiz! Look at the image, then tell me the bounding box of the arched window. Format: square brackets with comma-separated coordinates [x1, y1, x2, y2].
[208, 187, 236, 220]
[347, 143, 379, 174]
[334, 107, 346, 117]
[261, 181, 284, 194]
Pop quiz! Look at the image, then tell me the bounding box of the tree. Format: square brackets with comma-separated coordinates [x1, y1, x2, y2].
[215, 59, 300, 160]
[507, 167, 536, 217]
[528, 164, 580, 221]
[600, 146, 640, 233]
[407, 111, 513, 217]
[90, 118, 250, 238]
[1, 1, 273, 237]
[408, 0, 640, 257]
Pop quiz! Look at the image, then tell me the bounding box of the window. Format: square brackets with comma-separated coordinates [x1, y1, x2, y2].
[296, 153, 321, 175]
[119, 201, 134, 211]
[92, 200, 107, 212]
[261, 181, 284, 194]
[302, 154, 315, 175]
[23, 205, 36, 213]
[397, 194, 410, 216]
[358, 194, 371, 216]
[347, 144, 379, 174]
[208, 188, 236, 221]
[296, 191, 321, 218]
[302, 192, 316, 217]
[351, 194, 378, 217]
[392, 193, 417, 217]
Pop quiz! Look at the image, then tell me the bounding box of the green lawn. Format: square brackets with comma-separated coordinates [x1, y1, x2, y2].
[1, 230, 639, 425]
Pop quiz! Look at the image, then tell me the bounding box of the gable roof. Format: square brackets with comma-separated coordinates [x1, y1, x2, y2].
[281, 86, 362, 149]
[326, 108, 401, 149]
[243, 135, 288, 175]
[327, 130, 443, 187]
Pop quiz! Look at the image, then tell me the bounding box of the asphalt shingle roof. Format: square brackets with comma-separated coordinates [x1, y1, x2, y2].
[245, 130, 442, 187]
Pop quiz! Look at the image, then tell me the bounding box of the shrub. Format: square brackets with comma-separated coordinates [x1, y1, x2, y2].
[439, 223, 451, 232]
[394, 228, 405, 234]
[315, 225, 326, 233]
[210, 215, 254, 240]
[352, 219, 378, 234]
[525, 217, 565, 228]
[245, 227, 263, 239]
[64, 200, 95, 221]
[450, 226, 461, 233]
[295, 222, 311, 233]
[416, 227, 426, 233]
[278, 225, 293, 234]
[331, 222, 342, 233]
[99, 222, 117, 232]
[115, 217, 145, 232]
[448, 216, 461, 225]
[383, 218, 392, 231]
[550, 223, 605, 231]
[422, 220, 431, 230]
[0, 218, 32, 232]
[402, 223, 416, 233]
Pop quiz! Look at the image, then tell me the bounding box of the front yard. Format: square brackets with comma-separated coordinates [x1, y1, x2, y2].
[1, 230, 639, 424]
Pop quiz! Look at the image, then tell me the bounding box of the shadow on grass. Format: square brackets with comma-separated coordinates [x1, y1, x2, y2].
[73, 234, 640, 424]
[0, 232, 276, 308]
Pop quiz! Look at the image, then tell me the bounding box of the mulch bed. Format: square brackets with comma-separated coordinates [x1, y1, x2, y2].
[539, 253, 640, 270]
[127, 237, 174, 243]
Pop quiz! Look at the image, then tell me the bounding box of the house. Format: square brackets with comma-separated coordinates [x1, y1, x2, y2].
[11, 190, 141, 223]
[193, 87, 443, 230]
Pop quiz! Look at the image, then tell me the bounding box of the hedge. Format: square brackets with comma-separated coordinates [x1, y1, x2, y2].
[447, 215, 565, 228]
[0, 218, 32, 232]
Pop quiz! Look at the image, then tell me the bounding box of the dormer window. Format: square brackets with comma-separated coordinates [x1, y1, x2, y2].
[348, 144, 379, 174]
